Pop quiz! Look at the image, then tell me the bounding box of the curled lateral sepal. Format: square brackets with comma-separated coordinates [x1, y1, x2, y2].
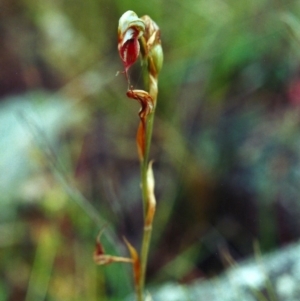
[126, 89, 154, 161]
[123, 237, 141, 294]
[93, 230, 133, 265]
[118, 11, 145, 82]
[145, 161, 156, 229]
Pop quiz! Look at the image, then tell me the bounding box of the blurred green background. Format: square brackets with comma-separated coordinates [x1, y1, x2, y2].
[1, 0, 300, 300]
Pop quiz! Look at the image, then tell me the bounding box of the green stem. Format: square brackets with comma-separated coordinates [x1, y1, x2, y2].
[139, 109, 156, 300]
[141, 110, 156, 216]
[139, 222, 153, 299]
[137, 36, 159, 301]
[136, 279, 143, 301]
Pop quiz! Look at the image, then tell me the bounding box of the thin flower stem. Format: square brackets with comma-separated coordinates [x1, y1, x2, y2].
[139, 221, 153, 298]
[136, 283, 143, 301]
[141, 110, 156, 216]
[139, 82, 157, 300]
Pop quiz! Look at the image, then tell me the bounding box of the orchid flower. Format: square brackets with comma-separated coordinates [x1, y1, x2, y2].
[118, 11, 145, 81]
[118, 11, 163, 162]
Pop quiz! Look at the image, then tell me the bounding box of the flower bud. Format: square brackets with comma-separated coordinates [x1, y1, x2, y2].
[149, 42, 163, 75]
[140, 15, 163, 76]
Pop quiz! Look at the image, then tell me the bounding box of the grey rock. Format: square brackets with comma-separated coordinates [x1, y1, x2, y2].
[150, 241, 300, 301]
